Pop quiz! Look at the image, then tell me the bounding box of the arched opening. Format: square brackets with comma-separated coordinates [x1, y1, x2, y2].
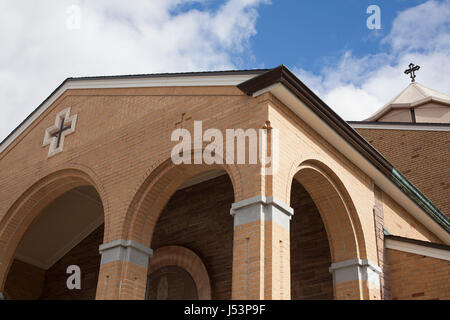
[119, 152, 242, 300]
[290, 179, 333, 299]
[147, 265, 198, 300]
[289, 160, 364, 300]
[146, 170, 234, 300]
[146, 245, 211, 300]
[0, 170, 105, 300]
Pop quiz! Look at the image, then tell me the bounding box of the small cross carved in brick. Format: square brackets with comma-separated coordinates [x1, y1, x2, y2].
[43, 107, 77, 157]
[175, 113, 192, 129]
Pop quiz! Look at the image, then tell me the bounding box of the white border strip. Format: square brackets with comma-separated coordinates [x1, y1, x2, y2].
[0, 74, 258, 156]
[386, 238, 450, 261]
[350, 123, 450, 131]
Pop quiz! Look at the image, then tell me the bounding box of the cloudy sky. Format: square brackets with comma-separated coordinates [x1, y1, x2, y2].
[1, 0, 449, 142]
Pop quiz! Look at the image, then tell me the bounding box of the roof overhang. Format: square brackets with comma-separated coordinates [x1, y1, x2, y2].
[238, 65, 450, 244]
[385, 235, 450, 261]
[0, 69, 267, 155]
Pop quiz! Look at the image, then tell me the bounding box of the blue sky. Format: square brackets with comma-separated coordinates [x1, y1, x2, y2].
[250, 0, 428, 70]
[0, 0, 449, 141]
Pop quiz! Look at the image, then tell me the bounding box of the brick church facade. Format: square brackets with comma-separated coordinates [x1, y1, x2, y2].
[0, 66, 448, 300]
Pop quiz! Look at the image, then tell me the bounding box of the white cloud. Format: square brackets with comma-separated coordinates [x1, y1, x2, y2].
[0, 0, 267, 142]
[294, 0, 450, 121]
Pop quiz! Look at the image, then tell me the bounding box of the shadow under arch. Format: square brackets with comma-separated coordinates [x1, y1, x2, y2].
[123, 150, 243, 247]
[0, 166, 107, 292]
[288, 159, 367, 263]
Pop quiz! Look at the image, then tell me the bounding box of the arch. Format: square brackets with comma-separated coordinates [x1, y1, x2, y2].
[0, 165, 107, 291]
[122, 150, 243, 247]
[288, 159, 367, 263]
[147, 246, 211, 300]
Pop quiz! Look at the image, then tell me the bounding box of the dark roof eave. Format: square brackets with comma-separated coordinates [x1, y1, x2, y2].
[386, 234, 450, 251]
[238, 65, 450, 233]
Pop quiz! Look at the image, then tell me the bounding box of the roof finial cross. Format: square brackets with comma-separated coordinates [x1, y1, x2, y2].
[404, 63, 420, 83]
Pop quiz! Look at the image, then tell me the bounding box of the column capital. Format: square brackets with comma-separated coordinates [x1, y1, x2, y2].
[99, 239, 153, 269]
[329, 259, 381, 288]
[230, 195, 293, 230]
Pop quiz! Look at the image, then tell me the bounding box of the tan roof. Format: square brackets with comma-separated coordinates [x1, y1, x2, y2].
[365, 82, 450, 121]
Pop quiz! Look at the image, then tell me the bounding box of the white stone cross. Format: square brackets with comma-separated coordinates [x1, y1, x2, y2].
[43, 107, 77, 157]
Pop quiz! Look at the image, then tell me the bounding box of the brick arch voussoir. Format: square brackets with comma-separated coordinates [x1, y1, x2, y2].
[290, 159, 366, 262]
[148, 245, 211, 300]
[0, 165, 107, 291]
[123, 150, 242, 247]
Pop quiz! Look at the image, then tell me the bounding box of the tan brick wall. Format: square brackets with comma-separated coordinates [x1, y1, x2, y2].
[388, 249, 450, 300]
[267, 97, 377, 265]
[0, 83, 445, 300]
[382, 192, 442, 243]
[232, 220, 265, 299]
[0, 86, 266, 292]
[356, 128, 450, 218]
[373, 186, 391, 299]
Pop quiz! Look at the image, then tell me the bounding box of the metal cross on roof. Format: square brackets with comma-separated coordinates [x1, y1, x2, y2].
[404, 63, 420, 82]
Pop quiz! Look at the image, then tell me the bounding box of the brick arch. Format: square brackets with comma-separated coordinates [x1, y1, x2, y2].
[147, 246, 211, 300]
[0, 166, 107, 291]
[288, 159, 366, 263]
[123, 150, 242, 246]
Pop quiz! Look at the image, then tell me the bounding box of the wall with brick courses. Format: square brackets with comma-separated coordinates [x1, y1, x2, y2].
[147, 266, 198, 300]
[0, 84, 446, 300]
[388, 249, 450, 300]
[266, 97, 377, 265]
[382, 192, 442, 243]
[0, 86, 266, 292]
[151, 174, 234, 300]
[4, 259, 45, 299]
[356, 128, 450, 218]
[290, 180, 333, 300]
[5, 225, 102, 300]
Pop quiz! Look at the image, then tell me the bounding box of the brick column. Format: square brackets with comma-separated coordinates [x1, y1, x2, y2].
[373, 185, 391, 299]
[329, 259, 382, 300]
[96, 240, 153, 300]
[231, 196, 293, 300]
